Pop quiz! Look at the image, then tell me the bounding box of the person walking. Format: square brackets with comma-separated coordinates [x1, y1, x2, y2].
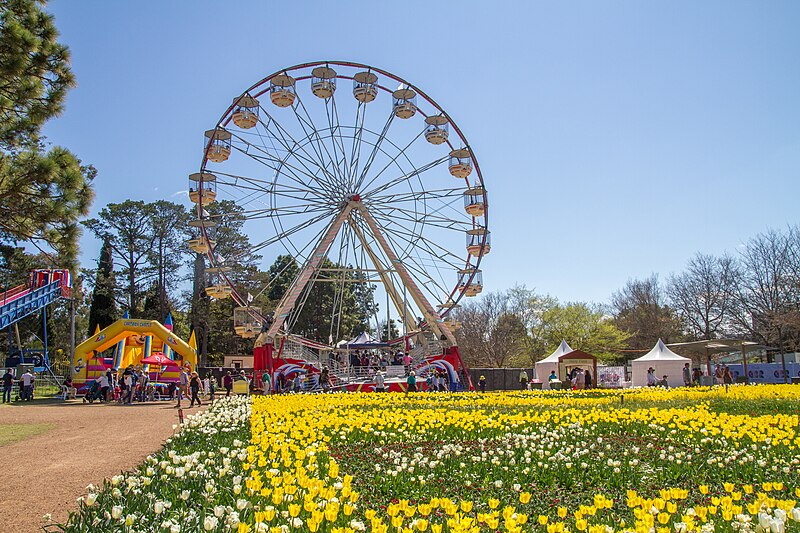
[478, 375, 486, 393]
[2, 368, 13, 403]
[223, 371, 233, 397]
[402, 352, 412, 376]
[176, 366, 189, 408]
[189, 371, 202, 407]
[682, 363, 691, 387]
[519, 369, 529, 390]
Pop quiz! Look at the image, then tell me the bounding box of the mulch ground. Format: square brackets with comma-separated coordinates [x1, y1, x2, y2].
[0, 399, 203, 532]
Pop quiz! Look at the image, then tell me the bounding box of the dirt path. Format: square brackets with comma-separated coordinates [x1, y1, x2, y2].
[0, 399, 202, 532]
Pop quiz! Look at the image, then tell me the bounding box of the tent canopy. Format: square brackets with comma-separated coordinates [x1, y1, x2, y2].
[342, 331, 389, 349]
[633, 339, 690, 362]
[140, 353, 179, 366]
[538, 340, 574, 364]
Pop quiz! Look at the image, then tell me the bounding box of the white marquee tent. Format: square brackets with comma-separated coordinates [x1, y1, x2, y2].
[632, 339, 691, 387]
[535, 340, 573, 389]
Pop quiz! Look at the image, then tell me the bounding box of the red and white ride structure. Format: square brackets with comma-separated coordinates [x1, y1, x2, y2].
[188, 61, 489, 391]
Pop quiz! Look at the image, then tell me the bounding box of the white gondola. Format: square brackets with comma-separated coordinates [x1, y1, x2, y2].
[232, 95, 259, 129]
[188, 172, 217, 205]
[424, 115, 449, 145]
[204, 128, 232, 163]
[270, 74, 296, 107]
[458, 268, 483, 297]
[463, 187, 486, 217]
[205, 284, 233, 299]
[187, 235, 216, 254]
[466, 228, 491, 257]
[353, 71, 378, 103]
[449, 148, 472, 178]
[234, 306, 263, 338]
[436, 300, 460, 311]
[392, 88, 417, 119]
[311, 66, 337, 99]
[443, 319, 462, 331]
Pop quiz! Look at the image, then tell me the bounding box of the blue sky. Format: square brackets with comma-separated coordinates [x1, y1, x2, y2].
[43, 1, 800, 304]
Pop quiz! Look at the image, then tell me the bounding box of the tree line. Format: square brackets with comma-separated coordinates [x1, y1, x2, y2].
[453, 226, 800, 368]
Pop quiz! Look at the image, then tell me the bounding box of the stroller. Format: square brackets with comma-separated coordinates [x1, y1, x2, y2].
[82, 380, 104, 403]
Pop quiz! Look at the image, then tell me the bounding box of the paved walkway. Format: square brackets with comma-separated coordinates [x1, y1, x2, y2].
[0, 399, 199, 532]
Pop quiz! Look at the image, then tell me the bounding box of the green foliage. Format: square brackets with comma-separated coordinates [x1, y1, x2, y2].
[83, 200, 190, 318]
[267, 255, 375, 344]
[0, 0, 94, 269]
[86, 238, 115, 335]
[530, 302, 630, 363]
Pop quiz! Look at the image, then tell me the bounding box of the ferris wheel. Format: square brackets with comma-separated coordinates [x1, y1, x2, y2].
[187, 61, 489, 348]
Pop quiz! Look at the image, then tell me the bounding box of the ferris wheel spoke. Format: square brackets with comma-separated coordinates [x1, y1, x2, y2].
[326, 93, 351, 184]
[369, 213, 467, 271]
[230, 132, 339, 199]
[347, 100, 368, 189]
[352, 111, 395, 193]
[362, 155, 448, 199]
[370, 202, 472, 232]
[249, 209, 335, 255]
[362, 211, 453, 303]
[215, 177, 331, 207]
[356, 129, 426, 195]
[290, 95, 350, 193]
[255, 104, 343, 196]
[368, 187, 465, 204]
[214, 171, 329, 200]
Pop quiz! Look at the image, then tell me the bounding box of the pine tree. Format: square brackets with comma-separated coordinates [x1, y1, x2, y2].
[0, 0, 95, 268]
[86, 238, 116, 335]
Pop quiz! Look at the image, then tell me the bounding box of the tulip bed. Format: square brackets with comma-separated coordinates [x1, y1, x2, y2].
[62, 385, 800, 532]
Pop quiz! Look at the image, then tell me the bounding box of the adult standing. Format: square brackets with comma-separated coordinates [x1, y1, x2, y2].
[682, 363, 692, 387]
[519, 369, 529, 390]
[319, 367, 330, 392]
[176, 366, 189, 408]
[223, 371, 233, 397]
[374, 370, 385, 392]
[21, 369, 34, 401]
[2, 368, 13, 403]
[402, 352, 412, 376]
[189, 371, 202, 407]
[646, 367, 657, 387]
[261, 370, 271, 394]
[97, 372, 110, 402]
[123, 370, 134, 404]
[406, 370, 417, 393]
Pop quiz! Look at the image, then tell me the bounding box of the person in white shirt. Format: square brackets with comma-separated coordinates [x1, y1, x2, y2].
[21, 370, 34, 401]
[97, 373, 110, 401]
[374, 371, 385, 392]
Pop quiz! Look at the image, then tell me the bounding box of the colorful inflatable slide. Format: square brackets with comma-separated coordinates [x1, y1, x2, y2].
[72, 312, 197, 389]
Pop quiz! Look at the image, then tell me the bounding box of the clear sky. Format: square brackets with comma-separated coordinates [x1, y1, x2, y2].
[42, 1, 800, 305]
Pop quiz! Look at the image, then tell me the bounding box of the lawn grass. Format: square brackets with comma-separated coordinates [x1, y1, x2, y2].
[0, 423, 53, 447]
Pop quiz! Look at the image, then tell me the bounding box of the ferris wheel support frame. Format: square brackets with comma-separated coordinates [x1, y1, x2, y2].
[357, 203, 456, 346]
[265, 200, 358, 341]
[263, 197, 455, 347]
[346, 218, 417, 334]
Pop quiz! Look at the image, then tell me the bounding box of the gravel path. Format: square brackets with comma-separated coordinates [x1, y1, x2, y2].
[0, 399, 200, 532]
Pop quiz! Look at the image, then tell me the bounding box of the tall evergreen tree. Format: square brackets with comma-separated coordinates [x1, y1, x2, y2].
[86, 238, 116, 335]
[83, 200, 154, 316]
[0, 0, 95, 268]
